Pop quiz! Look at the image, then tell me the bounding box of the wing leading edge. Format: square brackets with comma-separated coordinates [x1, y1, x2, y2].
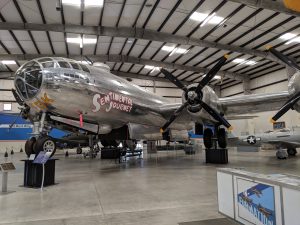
[219, 91, 291, 116]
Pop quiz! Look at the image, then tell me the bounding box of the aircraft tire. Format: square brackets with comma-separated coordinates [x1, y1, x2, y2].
[287, 148, 297, 156]
[76, 146, 83, 154]
[34, 136, 57, 157]
[25, 137, 36, 157]
[203, 128, 213, 149]
[217, 128, 227, 149]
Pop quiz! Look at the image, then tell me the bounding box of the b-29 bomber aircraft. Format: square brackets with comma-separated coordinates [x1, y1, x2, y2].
[11, 47, 300, 157]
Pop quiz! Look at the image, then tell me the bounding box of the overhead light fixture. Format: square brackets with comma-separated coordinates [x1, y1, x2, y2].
[190, 12, 207, 22]
[232, 58, 245, 64]
[214, 75, 221, 80]
[67, 37, 97, 48]
[144, 65, 160, 73]
[83, 38, 97, 44]
[286, 37, 300, 45]
[85, 0, 103, 7]
[280, 33, 297, 40]
[233, 58, 257, 66]
[62, 0, 80, 6]
[190, 12, 224, 26]
[145, 65, 155, 70]
[62, 0, 103, 7]
[162, 45, 176, 52]
[1, 60, 16, 65]
[201, 13, 216, 27]
[162, 45, 189, 56]
[209, 16, 224, 25]
[245, 60, 257, 65]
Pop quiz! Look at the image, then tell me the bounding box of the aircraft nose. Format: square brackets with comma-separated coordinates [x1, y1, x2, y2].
[15, 61, 43, 100]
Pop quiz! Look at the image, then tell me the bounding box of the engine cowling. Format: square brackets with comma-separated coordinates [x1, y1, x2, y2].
[288, 72, 300, 112]
[182, 84, 219, 121]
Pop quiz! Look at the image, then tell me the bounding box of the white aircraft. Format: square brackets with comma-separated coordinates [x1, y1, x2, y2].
[229, 127, 300, 159]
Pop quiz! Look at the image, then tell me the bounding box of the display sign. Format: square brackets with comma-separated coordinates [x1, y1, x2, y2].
[33, 151, 51, 164]
[0, 162, 16, 171]
[237, 178, 276, 225]
[273, 121, 285, 130]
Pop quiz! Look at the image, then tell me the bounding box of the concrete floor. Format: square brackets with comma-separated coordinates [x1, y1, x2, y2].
[0, 148, 299, 225]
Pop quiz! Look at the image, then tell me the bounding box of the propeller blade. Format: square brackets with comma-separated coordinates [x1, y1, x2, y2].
[195, 55, 228, 93]
[199, 101, 232, 130]
[267, 46, 300, 71]
[160, 102, 189, 133]
[161, 69, 188, 92]
[9, 110, 22, 130]
[271, 92, 300, 123]
[11, 89, 24, 106]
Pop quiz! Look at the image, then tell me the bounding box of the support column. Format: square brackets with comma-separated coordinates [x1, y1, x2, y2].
[243, 77, 251, 95]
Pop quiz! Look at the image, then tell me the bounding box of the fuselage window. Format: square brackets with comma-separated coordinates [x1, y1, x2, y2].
[80, 64, 90, 73]
[42, 61, 55, 68]
[75, 74, 79, 79]
[58, 61, 71, 68]
[70, 62, 81, 70]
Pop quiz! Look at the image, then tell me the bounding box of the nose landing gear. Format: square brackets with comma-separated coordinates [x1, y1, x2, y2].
[25, 136, 57, 158]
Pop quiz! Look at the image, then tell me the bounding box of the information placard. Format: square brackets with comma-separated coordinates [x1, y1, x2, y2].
[0, 162, 16, 171]
[33, 151, 51, 164]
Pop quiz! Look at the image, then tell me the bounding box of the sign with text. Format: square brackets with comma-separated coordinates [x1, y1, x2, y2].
[0, 162, 16, 171]
[33, 151, 51, 164]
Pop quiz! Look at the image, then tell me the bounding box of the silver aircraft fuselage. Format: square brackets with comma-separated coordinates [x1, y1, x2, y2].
[14, 57, 198, 135]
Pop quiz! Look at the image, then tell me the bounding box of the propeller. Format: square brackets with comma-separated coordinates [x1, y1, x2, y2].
[160, 55, 232, 132]
[267, 46, 300, 123]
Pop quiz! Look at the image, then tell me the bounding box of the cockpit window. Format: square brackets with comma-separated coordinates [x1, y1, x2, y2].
[80, 64, 90, 73]
[15, 61, 43, 100]
[58, 61, 71, 68]
[42, 61, 55, 68]
[70, 62, 81, 70]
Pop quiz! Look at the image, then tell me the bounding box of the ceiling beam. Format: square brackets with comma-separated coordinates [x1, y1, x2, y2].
[0, 54, 245, 81]
[0, 22, 282, 65]
[227, 0, 300, 17]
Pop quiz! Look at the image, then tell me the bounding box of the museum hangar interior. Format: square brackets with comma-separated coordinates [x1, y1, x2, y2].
[1, 0, 300, 225]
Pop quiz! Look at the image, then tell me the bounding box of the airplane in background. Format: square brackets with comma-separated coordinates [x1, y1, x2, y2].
[11, 47, 300, 157]
[229, 127, 300, 159]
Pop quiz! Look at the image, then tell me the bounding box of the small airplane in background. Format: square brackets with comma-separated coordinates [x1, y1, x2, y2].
[229, 127, 300, 159]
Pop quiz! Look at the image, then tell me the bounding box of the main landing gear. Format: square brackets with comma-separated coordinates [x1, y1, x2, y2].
[24, 112, 56, 158]
[203, 127, 227, 149]
[25, 136, 57, 158]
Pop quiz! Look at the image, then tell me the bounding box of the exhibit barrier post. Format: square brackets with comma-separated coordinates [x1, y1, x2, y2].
[2, 171, 8, 192]
[41, 163, 45, 191]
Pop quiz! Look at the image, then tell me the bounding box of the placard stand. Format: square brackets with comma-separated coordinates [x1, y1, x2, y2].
[0, 162, 16, 193]
[22, 152, 57, 188]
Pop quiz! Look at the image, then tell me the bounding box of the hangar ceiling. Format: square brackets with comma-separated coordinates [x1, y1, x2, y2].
[0, 0, 300, 89]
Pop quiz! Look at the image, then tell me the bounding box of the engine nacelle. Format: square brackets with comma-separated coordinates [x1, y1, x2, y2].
[182, 84, 219, 122]
[288, 72, 300, 112]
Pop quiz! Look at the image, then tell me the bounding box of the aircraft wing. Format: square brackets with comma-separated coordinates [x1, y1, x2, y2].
[265, 140, 300, 149]
[219, 91, 290, 116]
